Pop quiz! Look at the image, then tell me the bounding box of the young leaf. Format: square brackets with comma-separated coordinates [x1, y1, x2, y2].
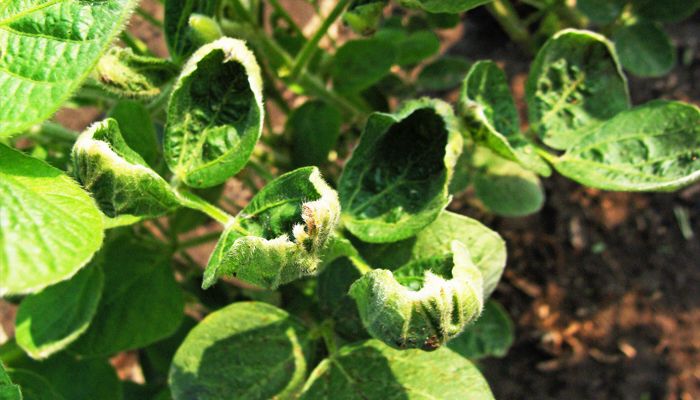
[331, 38, 397, 93]
[288, 100, 342, 167]
[350, 241, 484, 350]
[553, 100, 700, 192]
[203, 167, 341, 290]
[7, 370, 63, 400]
[299, 339, 494, 399]
[526, 29, 630, 150]
[0, 362, 21, 400]
[448, 300, 514, 359]
[631, 0, 700, 22]
[339, 99, 462, 243]
[417, 56, 472, 92]
[397, 0, 492, 14]
[15, 263, 104, 360]
[169, 302, 314, 400]
[352, 210, 506, 298]
[165, 38, 264, 188]
[72, 119, 181, 219]
[95, 47, 179, 99]
[70, 232, 184, 357]
[107, 101, 162, 170]
[165, 0, 219, 62]
[0, 144, 104, 296]
[613, 21, 675, 78]
[0, 0, 137, 137]
[343, 0, 388, 35]
[473, 148, 545, 217]
[460, 61, 551, 176]
[576, 0, 626, 24]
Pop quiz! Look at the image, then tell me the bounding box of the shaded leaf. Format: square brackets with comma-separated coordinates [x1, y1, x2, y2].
[417, 56, 472, 92]
[288, 100, 342, 167]
[613, 21, 675, 78]
[393, 30, 440, 67]
[343, 0, 388, 35]
[448, 300, 514, 359]
[107, 100, 162, 170]
[7, 370, 63, 400]
[631, 0, 700, 22]
[576, 0, 626, 24]
[165, 0, 219, 62]
[332, 38, 396, 93]
[318, 257, 370, 341]
[397, 0, 492, 14]
[0, 362, 21, 400]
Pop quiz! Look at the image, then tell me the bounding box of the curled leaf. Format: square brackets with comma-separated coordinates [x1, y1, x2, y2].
[350, 241, 484, 351]
[95, 47, 179, 99]
[165, 37, 264, 188]
[73, 119, 180, 219]
[203, 167, 341, 290]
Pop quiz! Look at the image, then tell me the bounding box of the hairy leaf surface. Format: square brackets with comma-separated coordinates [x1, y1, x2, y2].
[448, 300, 514, 359]
[0, 144, 104, 296]
[339, 99, 462, 243]
[613, 21, 675, 78]
[299, 339, 494, 399]
[107, 101, 161, 170]
[169, 302, 313, 400]
[0, 0, 137, 136]
[526, 29, 630, 150]
[461, 61, 551, 176]
[203, 167, 340, 289]
[15, 263, 104, 360]
[165, 38, 264, 188]
[95, 47, 179, 99]
[554, 100, 700, 192]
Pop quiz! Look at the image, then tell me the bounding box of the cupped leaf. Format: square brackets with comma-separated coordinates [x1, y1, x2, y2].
[343, 0, 388, 35]
[0, 144, 104, 296]
[331, 38, 397, 93]
[288, 100, 342, 167]
[165, 0, 219, 62]
[460, 61, 551, 176]
[576, 0, 626, 24]
[70, 232, 184, 357]
[0, 0, 137, 137]
[72, 119, 180, 219]
[448, 300, 514, 359]
[339, 99, 462, 243]
[299, 339, 494, 399]
[95, 47, 179, 99]
[350, 241, 484, 350]
[526, 29, 630, 150]
[417, 56, 472, 92]
[352, 210, 506, 298]
[165, 37, 264, 188]
[397, 0, 492, 13]
[15, 262, 104, 360]
[631, 0, 700, 22]
[169, 302, 314, 400]
[473, 148, 545, 217]
[613, 21, 675, 78]
[0, 362, 21, 400]
[203, 167, 341, 290]
[7, 370, 63, 400]
[553, 100, 700, 192]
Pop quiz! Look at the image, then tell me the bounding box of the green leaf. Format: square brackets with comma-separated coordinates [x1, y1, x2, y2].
[0, 0, 137, 137]
[417, 56, 472, 92]
[299, 339, 494, 399]
[72, 119, 180, 219]
[448, 300, 514, 359]
[15, 262, 103, 360]
[353, 210, 506, 298]
[8, 370, 63, 400]
[95, 47, 179, 99]
[631, 0, 700, 22]
[613, 21, 675, 78]
[288, 100, 342, 167]
[0, 144, 104, 296]
[0, 362, 21, 400]
[107, 100, 162, 170]
[526, 29, 630, 150]
[397, 0, 492, 13]
[339, 99, 462, 243]
[70, 232, 184, 357]
[473, 148, 545, 217]
[165, 37, 264, 188]
[343, 0, 388, 35]
[393, 30, 440, 67]
[350, 241, 484, 350]
[165, 0, 219, 62]
[460, 60, 551, 176]
[142, 317, 198, 384]
[576, 0, 626, 24]
[169, 302, 314, 400]
[331, 38, 397, 93]
[318, 257, 370, 341]
[203, 167, 341, 290]
[553, 100, 700, 192]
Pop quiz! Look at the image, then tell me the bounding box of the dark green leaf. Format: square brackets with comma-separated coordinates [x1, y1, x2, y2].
[339, 99, 462, 243]
[169, 302, 314, 400]
[318, 257, 370, 341]
[142, 318, 198, 385]
[0, 362, 21, 400]
[203, 167, 340, 289]
[15, 263, 103, 360]
[426, 12, 462, 29]
[0, 144, 104, 296]
[448, 300, 514, 359]
[397, 0, 492, 13]
[417, 56, 472, 92]
[461, 60, 551, 176]
[95, 47, 179, 99]
[631, 0, 700, 22]
[165, 0, 219, 62]
[299, 339, 494, 399]
[107, 101, 162, 170]
[613, 21, 675, 78]
[331, 38, 397, 93]
[8, 370, 63, 400]
[165, 38, 264, 188]
[576, 0, 626, 24]
[394, 30, 440, 66]
[71, 232, 184, 357]
[343, 0, 388, 35]
[554, 100, 700, 192]
[526, 29, 630, 150]
[288, 101, 342, 167]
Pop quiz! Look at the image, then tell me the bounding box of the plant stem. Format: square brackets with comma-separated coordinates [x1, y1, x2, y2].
[319, 319, 338, 354]
[178, 231, 224, 250]
[174, 187, 234, 225]
[287, 0, 350, 81]
[28, 122, 78, 143]
[136, 7, 164, 28]
[533, 145, 558, 165]
[487, 0, 534, 54]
